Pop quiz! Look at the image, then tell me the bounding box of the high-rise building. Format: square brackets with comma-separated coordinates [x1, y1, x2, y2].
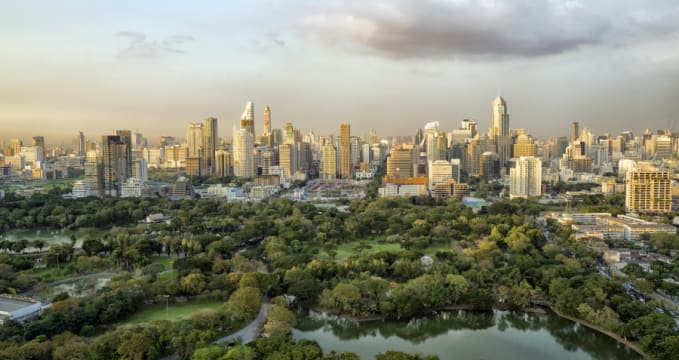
[132, 158, 148, 182]
[479, 151, 500, 181]
[513, 134, 537, 157]
[462, 119, 477, 137]
[350, 136, 361, 166]
[84, 150, 103, 197]
[321, 144, 337, 180]
[339, 123, 351, 179]
[186, 157, 204, 177]
[571, 122, 579, 142]
[240, 101, 255, 135]
[263, 105, 271, 136]
[32, 136, 45, 152]
[625, 163, 671, 213]
[203, 117, 218, 174]
[132, 130, 145, 150]
[279, 144, 296, 178]
[102, 135, 131, 196]
[489, 96, 510, 169]
[510, 156, 542, 199]
[283, 122, 295, 145]
[428, 160, 453, 191]
[73, 131, 85, 156]
[233, 126, 254, 178]
[215, 149, 233, 177]
[9, 138, 22, 156]
[114, 130, 133, 177]
[386, 147, 415, 178]
[187, 123, 204, 158]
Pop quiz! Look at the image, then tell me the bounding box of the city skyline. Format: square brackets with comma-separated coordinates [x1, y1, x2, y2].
[2, 1, 679, 141]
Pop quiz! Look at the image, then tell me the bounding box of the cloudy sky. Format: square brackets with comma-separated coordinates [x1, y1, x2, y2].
[1, 0, 678, 144]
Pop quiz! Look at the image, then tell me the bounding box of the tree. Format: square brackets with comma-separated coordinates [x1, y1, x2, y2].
[222, 345, 255, 360]
[264, 305, 296, 337]
[226, 287, 261, 320]
[181, 272, 207, 295]
[191, 346, 226, 360]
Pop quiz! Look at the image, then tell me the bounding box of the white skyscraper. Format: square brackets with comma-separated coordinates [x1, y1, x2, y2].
[510, 156, 542, 199]
[489, 96, 510, 169]
[187, 123, 203, 158]
[240, 101, 255, 135]
[233, 126, 254, 178]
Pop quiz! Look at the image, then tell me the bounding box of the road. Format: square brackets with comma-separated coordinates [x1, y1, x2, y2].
[214, 301, 272, 345]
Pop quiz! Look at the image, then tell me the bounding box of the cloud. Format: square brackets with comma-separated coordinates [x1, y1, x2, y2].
[302, 0, 678, 59]
[116, 32, 195, 58]
[266, 32, 286, 47]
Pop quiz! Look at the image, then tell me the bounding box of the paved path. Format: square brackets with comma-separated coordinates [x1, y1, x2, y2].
[214, 302, 272, 345]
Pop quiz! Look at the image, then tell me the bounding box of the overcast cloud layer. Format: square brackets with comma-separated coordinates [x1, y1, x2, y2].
[304, 0, 679, 58]
[0, 0, 678, 143]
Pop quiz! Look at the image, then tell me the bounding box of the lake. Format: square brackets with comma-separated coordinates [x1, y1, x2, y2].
[293, 310, 642, 360]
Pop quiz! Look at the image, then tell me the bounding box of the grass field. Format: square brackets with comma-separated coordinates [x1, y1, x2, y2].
[151, 256, 175, 270]
[318, 240, 451, 260]
[123, 300, 225, 324]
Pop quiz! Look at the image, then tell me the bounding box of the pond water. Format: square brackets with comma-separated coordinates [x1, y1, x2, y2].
[1, 228, 85, 250]
[293, 310, 642, 360]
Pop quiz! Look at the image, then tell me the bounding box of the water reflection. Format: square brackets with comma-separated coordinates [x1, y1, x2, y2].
[293, 310, 642, 360]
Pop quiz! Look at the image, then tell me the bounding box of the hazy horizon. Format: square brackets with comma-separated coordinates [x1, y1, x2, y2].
[2, 1, 678, 144]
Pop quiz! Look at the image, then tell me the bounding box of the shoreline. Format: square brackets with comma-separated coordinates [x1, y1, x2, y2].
[309, 303, 649, 359]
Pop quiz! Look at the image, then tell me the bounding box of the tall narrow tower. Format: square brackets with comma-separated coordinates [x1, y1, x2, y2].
[571, 122, 579, 143]
[240, 101, 255, 135]
[340, 123, 351, 179]
[263, 105, 271, 136]
[203, 117, 218, 174]
[490, 96, 510, 169]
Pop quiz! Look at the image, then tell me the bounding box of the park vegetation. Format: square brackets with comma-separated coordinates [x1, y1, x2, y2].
[0, 190, 678, 359]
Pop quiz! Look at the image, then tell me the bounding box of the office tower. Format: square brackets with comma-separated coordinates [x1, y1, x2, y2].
[625, 163, 671, 213]
[489, 96, 510, 169]
[571, 122, 579, 142]
[132, 130, 145, 149]
[510, 156, 542, 199]
[414, 128, 424, 147]
[19, 147, 43, 168]
[160, 136, 177, 147]
[203, 117, 218, 174]
[263, 105, 271, 136]
[479, 151, 499, 181]
[297, 142, 312, 171]
[233, 126, 254, 178]
[321, 144, 337, 180]
[32, 136, 45, 151]
[84, 150, 103, 197]
[369, 129, 378, 145]
[143, 147, 164, 168]
[102, 135, 131, 196]
[9, 139, 22, 156]
[73, 131, 85, 156]
[279, 144, 296, 178]
[164, 145, 188, 169]
[462, 119, 477, 137]
[114, 130, 133, 177]
[186, 157, 203, 177]
[215, 149, 233, 177]
[450, 158, 461, 182]
[132, 158, 148, 182]
[339, 123, 351, 179]
[513, 134, 537, 157]
[240, 101, 255, 135]
[654, 134, 672, 160]
[187, 123, 204, 158]
[350, 136, 361, 166]
[283, 122, 295, 145]
[386, 147, 415, 178]
[428, 160, 453, 191]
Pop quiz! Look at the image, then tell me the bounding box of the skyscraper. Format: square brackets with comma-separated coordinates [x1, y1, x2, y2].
[114, 130, 133, 181]
[240, 101, 255, 135]
[571, 122, 579, 143]
[321, 144, 337, 180]
[203, 117, 218, 174]
[233, 126, 254, 178]
[102, 135, 131, 196]
[510, 156, 542, 199]
[73, 131, 85, 156]
[340, 123, 351, 179]
[263, 105, 271, 136]
[32, 136, 45, 152]
[513, 134, 537, 157]
[187, 123, 204, 158]
[489, 96, 510, 169]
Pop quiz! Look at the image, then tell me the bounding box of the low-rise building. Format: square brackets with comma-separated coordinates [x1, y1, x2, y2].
[0, 295, 42, 324]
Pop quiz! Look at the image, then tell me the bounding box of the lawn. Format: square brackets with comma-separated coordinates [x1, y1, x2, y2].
[123, 300, 225, 324]
[317, 240, 451, 260]
[151, 256, 175, 270]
